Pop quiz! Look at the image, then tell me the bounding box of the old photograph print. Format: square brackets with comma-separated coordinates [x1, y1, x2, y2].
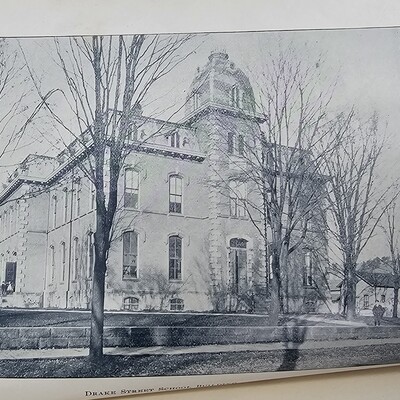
[0, 27, 400, 378]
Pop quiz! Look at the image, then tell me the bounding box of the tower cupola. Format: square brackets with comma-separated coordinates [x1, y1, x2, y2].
[184, 50, 255, 119]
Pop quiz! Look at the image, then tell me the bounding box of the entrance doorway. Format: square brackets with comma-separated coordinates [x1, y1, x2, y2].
[5, 262, 16, 292]
[229, 238, 248, 295]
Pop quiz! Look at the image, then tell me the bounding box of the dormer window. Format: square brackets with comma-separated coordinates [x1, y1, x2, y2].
[171, 131, 180, 148]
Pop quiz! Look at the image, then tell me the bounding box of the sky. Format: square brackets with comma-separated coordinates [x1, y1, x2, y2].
[2, 26, 400, 260]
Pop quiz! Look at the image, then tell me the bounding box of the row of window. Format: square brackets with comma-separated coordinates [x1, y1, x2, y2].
[0, 202, 19, 239]
[189, 85, 246, 113]
[123, 232, 182, 281]
[127, 170, 247, 219]
[50, 171, 185, 231]
[49, 236, 311, 288]
[50, 180, 95, 229]
[265, 251, 314, 287]
[48, 232, 94, 284]
[48, 232, 182, 284]
[123, 296, 184, 311]
[124, 170, 183, 214]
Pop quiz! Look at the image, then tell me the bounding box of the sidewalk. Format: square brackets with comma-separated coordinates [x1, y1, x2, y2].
[1, 337, 399, 360]
[298, 315, 367, 327]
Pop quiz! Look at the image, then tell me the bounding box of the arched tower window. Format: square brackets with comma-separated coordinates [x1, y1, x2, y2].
[231, 86, 241, 108]
[229, 181, 247, 218]
[228, 132, 245, 156]
[192, 92, 200, 111]
[171, 131, 180, 148]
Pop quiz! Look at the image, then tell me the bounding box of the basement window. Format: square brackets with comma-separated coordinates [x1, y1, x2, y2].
[123, 296, 139, 311]
[170, 298, 184, 311]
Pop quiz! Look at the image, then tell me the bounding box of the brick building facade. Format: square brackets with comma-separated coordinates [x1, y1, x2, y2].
[0, 51, 329, 313]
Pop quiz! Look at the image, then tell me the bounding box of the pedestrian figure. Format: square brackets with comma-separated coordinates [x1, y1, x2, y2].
[372, 300, 385, 326]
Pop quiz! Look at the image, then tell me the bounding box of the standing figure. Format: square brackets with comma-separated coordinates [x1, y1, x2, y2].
[6, 281, 13, 294]
[372, 300, 385, 326]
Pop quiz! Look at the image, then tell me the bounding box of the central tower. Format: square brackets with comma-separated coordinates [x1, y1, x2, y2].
[183, 51, 266, 312]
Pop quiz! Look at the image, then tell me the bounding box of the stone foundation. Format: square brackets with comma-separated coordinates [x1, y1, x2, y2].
[0, 325, 399, 350]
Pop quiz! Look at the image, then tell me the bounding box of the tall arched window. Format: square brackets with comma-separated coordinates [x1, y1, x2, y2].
[14, 201, 19, 233]
[124, 169, 139, 208]
[60, 242, 66, 282]
[75, 179, 82, 217]
[304, 251, 313, 286]
[169, 235, 182, 280]
[90, 181, 96, 210]
[51, 196, 57, 228]
[229, 238, 248, 294]
[87, 232, 95, 279]
[63, 188, 69, 223]
[49, 245, 56, 283]
[169, 175, 183, 213]
[72, 237, 79, 281]
[123, 231, 138, 279]
[3, 211, 7, 237]
[9, 206, 14, 234]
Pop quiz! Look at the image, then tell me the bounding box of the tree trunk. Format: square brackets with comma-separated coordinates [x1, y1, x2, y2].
[269, 250, 281, 325]
[89, 218, 108, 362]
[393, 286, 399, 318]
[345, 262, 357, 320]
[279, 242, 289, 313]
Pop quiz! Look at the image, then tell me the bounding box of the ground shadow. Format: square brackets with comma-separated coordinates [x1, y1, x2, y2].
[276, 322, 308, 371]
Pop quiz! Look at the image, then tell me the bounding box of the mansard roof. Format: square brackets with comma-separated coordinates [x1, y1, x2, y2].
[0, 115, 205, 205]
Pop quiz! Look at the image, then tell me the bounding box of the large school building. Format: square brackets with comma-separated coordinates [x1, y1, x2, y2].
[0, 51, 329, 313]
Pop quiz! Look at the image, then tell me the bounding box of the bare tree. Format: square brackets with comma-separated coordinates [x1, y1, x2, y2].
[0, 39, 40, 165]
[382, 204, 400, 318]
[21, 34, 195, 361]
[216, 50, 341, 320]
[322, 113, 394, 320]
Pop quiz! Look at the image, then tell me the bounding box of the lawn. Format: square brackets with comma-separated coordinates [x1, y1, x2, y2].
[0, 309, 335, 327]
[1, 343, 400, 378]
